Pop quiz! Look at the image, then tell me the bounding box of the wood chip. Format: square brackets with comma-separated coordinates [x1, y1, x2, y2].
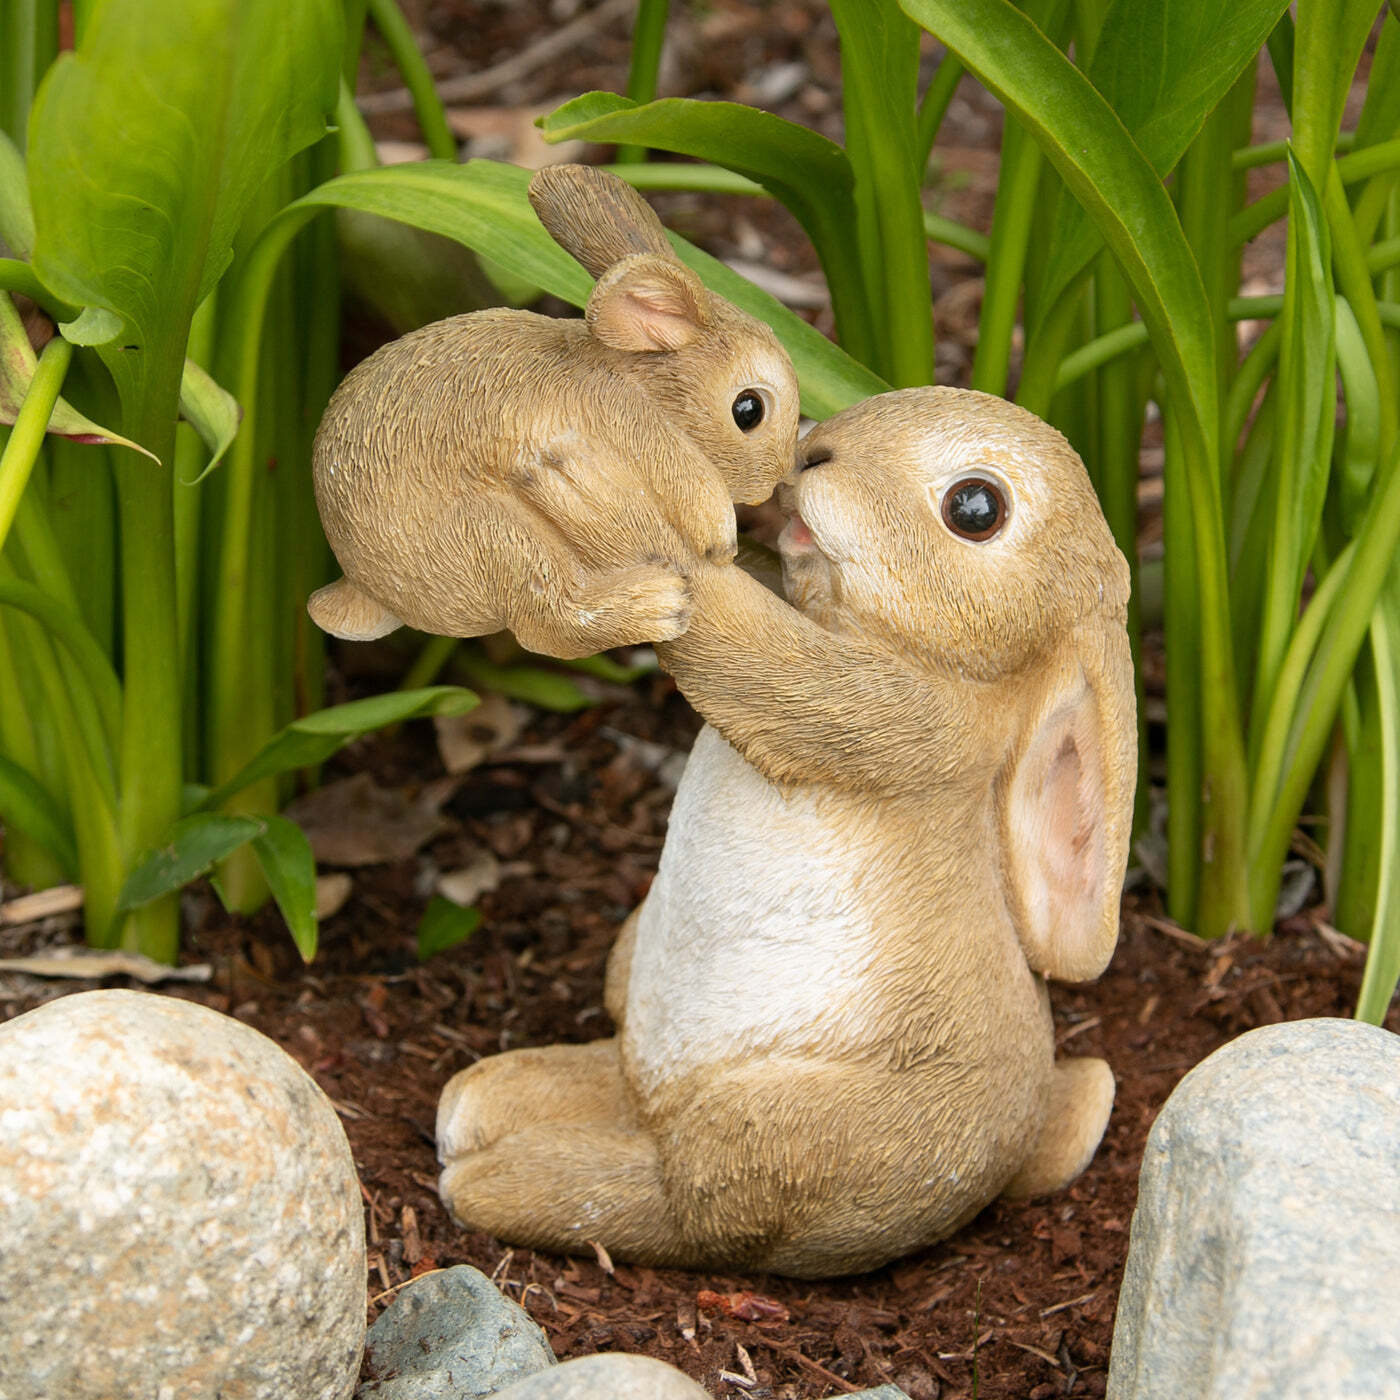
[1, 885, 84, 923]
[0, 949, 212, 984]
[587, 1238, 615, 1276]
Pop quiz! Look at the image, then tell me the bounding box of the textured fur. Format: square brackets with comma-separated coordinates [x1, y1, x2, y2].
[308, 165, 799, 658]
[437, 387, 1137, 1277]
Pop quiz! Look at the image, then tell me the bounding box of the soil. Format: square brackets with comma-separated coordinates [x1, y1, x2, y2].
[2, 5, 1394, 1399]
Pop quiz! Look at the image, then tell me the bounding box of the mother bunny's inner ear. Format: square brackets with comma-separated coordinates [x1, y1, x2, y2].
[586, 254, 709, 352]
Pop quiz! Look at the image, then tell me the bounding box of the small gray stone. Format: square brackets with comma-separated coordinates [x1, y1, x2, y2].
[0, 988, 365, 1400]
[1108, 1018, 1400, 1400]
[845, 1389, 914, 1400]
[358, 1265, 556, 1399]
[489, 1354, 710, 1400]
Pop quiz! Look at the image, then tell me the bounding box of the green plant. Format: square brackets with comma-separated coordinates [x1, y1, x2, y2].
[529, 0, 1400, 1019]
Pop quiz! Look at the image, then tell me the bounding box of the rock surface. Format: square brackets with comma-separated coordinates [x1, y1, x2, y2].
[1108, 1017, 1400, 1399]
[358, 1265, 555, 1399]
[489, 1353, 711, 1399]
[0, 988, 365, 1400]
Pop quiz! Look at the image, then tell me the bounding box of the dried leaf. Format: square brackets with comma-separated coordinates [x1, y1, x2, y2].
[284, 772, 449, 866]
[0, 949, 211, 983]
[434, 692, 526, 774]
[696, 1289, 790, 1324]
[436, 851, 501, 907]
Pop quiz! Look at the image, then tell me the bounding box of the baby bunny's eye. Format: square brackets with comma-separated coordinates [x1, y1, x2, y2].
[732, 390, 765, 431]
[942, 477, 1007, 541]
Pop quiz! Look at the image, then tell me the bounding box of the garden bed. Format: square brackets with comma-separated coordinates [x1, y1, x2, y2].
[2, 675, 1393, 1399]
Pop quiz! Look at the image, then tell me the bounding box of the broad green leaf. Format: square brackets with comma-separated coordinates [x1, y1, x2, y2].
[287, 160, 884, 419]
[417, 895, 483, 961]
[118, 813, 264, 910]
[198, 686, 477, 813]
[0, 753, 77, 874]
[250, 814, 318, 961]
[290, 161, 593, 309]
[1292, 0, 1378, 184]
[1354, 571, 1400, 1024]
[1026, 0, 1291, 336]
[0, 293, 154, 457]
[27, 0, 343, 424]
[177, 358, 241, 481]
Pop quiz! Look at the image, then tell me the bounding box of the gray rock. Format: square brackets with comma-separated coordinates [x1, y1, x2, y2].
[359, 1265, 556, 1398]
[0, 988, 365, 1400]
[489, 1354, 709, 1399]
[1108, 1017, 1400, 1400]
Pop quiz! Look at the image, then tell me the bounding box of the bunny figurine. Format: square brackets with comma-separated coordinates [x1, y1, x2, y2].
[435, 386, 1137, 1277]
[308, 164, 800, 658]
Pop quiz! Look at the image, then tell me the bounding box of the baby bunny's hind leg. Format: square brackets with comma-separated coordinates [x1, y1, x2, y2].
[437, 1039, 634, 1160]
[1000, 1057, 1115, 1199]
[440, 1120, 696, 1267]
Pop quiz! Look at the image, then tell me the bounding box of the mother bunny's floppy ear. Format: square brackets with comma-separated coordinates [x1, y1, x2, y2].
[999, 616, 1136, 984]
[529, 164, 677, 278]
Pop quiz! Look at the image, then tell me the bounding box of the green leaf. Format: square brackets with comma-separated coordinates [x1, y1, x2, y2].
[0, 293, 155, 457]
[118, 813, 264, 910]
[1250, 148, 1335, 731]
[290, 160, 594, 309]
[27, 0, 343, 423]
[288, 160, 885, 419]
[0, 753, 77, 874]
[198, 686, 477, 813]
[250, 814, 318, 961]
[1355, 572, 1400, 1024]
[538, 94, 874, 365]
[417, 895, 482, 960]
[1027, 0, 1291, 335]
[58, 305, 123, 347]
[0, 130, 35, 258]
[177, 358, 241, 481]
[454, 655, 593, 713]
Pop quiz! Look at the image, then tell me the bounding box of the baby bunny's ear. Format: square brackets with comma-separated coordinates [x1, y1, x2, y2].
[1000, 620, 1136, 983]
[586, 254, 708, 352]
[529, 164, 675, 278]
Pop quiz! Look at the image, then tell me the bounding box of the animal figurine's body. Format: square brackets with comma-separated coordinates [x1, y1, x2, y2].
[309, 165, 799, 658]
[437, 387, 1137, 1277]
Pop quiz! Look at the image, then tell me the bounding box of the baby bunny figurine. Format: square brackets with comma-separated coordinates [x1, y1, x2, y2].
[437, 387, 1137, 1277]
[309, 164, 799, 657]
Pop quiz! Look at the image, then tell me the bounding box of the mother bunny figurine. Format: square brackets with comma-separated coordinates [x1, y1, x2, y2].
[433, 386, 1136, 1277]
[308, 167, 1135, 1276]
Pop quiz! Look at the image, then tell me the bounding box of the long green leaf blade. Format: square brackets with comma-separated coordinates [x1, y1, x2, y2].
[0, 753, 77, 874]
[1028, 0, 1290, 336]
[250, 814, 319, 962]
[118, 813, 265, 911]
[198, 686, 477, 813]
[1355, 575, 1400, 1024]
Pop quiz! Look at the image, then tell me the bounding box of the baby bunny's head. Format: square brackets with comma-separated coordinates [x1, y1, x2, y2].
[779, 387, 1129, 678]
[530, 164, 800, 504]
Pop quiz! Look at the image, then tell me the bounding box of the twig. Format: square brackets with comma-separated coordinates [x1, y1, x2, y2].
[357, 0, 635, 115]
[765, 1345, 861, 1394]
[1039, 1289, 1098, 1318]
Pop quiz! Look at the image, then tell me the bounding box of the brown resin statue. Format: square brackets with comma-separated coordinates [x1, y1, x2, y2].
[309, 163, 799, 658]
[308, 169, 1136, 1278]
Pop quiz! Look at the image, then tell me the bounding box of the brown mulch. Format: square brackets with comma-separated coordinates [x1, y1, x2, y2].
[4, 671, 1395, 1399]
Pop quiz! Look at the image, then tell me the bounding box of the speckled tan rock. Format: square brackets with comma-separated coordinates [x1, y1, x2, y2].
[0, 988, 365, 1400]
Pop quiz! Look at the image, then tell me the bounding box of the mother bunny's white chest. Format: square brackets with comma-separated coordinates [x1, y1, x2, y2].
[622, 725, 879, 1097]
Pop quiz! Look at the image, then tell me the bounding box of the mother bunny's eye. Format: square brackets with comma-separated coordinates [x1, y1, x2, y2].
[941, 477, 1007, 541]
[732, 390, 765, 431]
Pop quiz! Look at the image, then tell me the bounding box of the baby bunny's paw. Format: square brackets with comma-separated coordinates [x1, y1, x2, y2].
[597, 561, 694, 642]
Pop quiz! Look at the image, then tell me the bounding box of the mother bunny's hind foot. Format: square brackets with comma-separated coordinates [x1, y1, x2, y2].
[437, 1039, 634, 1160]
[439, 1121, 695, 1267]
[1001, 1057, 1115, 1200]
